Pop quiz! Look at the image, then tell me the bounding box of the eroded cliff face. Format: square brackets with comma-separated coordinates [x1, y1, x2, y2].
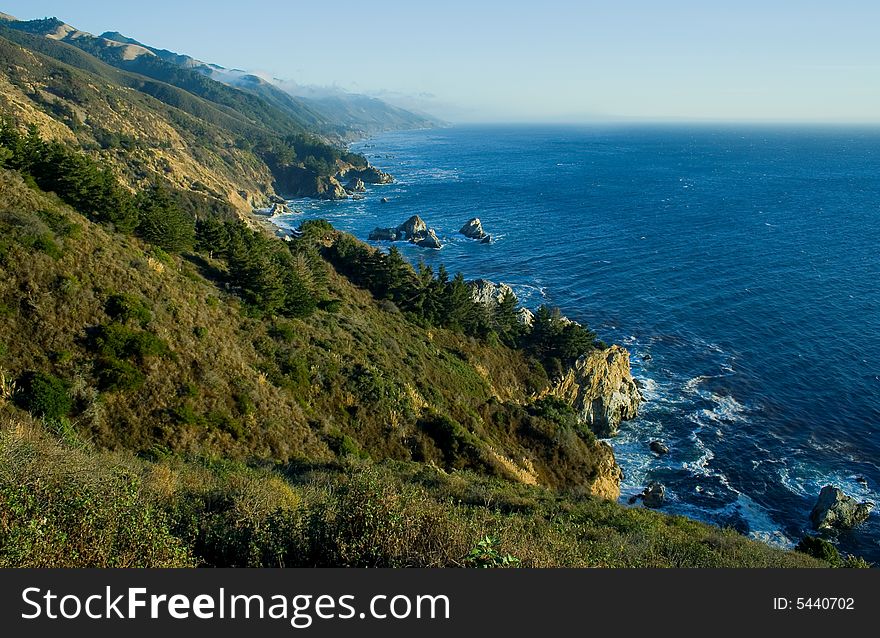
[547, 345, 642, 438]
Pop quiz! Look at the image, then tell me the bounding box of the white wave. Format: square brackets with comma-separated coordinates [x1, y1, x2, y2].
[681, 437, 715, 477]
[699, 393, 749, 424]
[636, 377, 659, 397]
[677, 494, 793, 548]
[778, 463, 878, 505]
[683, 375, 710, 394]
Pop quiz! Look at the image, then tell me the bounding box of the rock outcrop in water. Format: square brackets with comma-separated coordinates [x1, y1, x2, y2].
[269, 202, 291, 216]
[369, 215, 442, 249]
[650, 440, 669, 455]
[314, 176, 349, 200]
[460, 217, 491, 242]
[415, 228, 442, 249]
[810, 486, 874, 530]
[340, 164, 394, 185]
[468, 279, 534, 326]
[347, 177, 366, 193]
[398, 215, 427, 239]
[642, 483, 666, 508]
[546, 345, 642, 438]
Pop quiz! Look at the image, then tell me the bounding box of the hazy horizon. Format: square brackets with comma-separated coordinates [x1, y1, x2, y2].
[3, 0, 880, 124]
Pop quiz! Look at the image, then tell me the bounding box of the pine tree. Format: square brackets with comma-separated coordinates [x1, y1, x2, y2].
[494, 289, 523, 347]
[383, 246, 414, 303]
[135, 184, 195, 252]
[196, 218, 231, 259]
[442, 273, 476, 332]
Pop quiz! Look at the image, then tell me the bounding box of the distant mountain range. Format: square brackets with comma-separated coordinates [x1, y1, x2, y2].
[0, 13, 440, 140]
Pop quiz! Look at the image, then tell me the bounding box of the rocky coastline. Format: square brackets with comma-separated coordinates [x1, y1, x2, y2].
[262, 171, 870, 546]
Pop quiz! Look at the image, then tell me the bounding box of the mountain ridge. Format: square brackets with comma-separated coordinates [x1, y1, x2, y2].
[2, 15, 440, 140]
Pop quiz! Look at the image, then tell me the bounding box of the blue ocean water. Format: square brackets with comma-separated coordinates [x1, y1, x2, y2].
[276, 125, 880, 560]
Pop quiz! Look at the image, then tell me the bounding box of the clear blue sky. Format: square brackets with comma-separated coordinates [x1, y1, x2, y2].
[3, 0, 880, 122]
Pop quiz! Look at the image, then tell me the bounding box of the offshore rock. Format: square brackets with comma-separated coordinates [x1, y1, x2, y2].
[548, 345, 642, 438]
[810, 486, 874, 530]
[642, 483, 666, 508]
[415, 228, 442, 249]
[460, 217, 489, 240]
[650, 440, 669, 455]
[340, 164, 394, 185]
[368, 215, 442, 248]
[268, 202, 291, 216]
[347, 177, 366, 193]
[398, 215, 427, 239]
[368, 227, 399, 241]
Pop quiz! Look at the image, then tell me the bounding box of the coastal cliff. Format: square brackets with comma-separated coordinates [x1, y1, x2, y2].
[271, 162, 394, 201]
[546, 345, 642, 438]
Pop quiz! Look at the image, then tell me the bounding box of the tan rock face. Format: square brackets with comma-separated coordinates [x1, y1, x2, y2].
[589, 442, 624, 500]
[548, 345, 642, 438]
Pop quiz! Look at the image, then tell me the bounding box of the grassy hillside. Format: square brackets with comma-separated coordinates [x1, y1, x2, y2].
[0, 158, 611, 490]
[0, 414, 827, 568]
[2, 18, 331, 136]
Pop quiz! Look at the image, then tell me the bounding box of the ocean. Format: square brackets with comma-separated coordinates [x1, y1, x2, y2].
[274, 124, 880, 560]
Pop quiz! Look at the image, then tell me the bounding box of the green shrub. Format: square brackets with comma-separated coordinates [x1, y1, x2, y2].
[205, 411, 245, 439]
[0, 429, 191, 567]
[300, 467, 429, 567]
[33, 234, 62, 259]
[36, 208, 80, 238]
[270, 321, 297, 342]
[418, 412, 484, 469]
[95, 357, 146, 392]
[318, 299, 343, 313]
[105, 293, 153, 326]
[529, 395, 576, 424]
[90, 323, 170, 362]
[795, 536, 871, 568]
[170, 403, 200, 426]
[795, 536, 839, 563]
[15, 371, 72, 421]
[462, 536, 521, 568]
[279, 353, 310, 393]
[324, 430, 367, 459]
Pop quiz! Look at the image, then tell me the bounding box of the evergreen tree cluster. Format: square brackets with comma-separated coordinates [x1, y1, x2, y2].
[196, 219, 322, 318]
[0, 119, 195, 248]
[0, 121, 138, 232]
[324, 233, 600, 372]
[0, 119, 322, 318]
[259, 133, 367, 178]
